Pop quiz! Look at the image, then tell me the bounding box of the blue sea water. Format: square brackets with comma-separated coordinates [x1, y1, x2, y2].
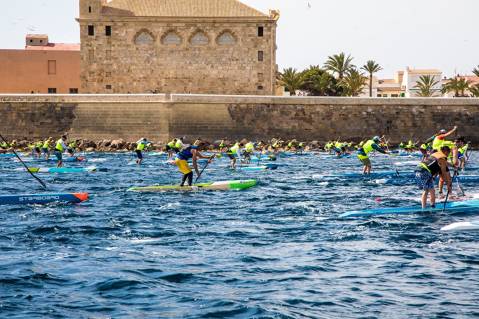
[0, 151, 478, 318]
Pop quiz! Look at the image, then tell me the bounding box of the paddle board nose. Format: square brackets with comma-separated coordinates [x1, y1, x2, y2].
[73, 193, 89, 202]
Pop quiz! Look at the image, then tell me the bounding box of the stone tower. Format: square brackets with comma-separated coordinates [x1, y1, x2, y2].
[79, 0, 103, 18]
[77, 0, 279, 95]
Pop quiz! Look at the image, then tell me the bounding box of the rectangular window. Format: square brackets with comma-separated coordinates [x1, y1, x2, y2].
[106, 50, 111, 60]
[257, 85, 264, 90]
[258, 26, 264, 37]
[69, 88, 79, 94]
[47, 60, 56, 75]
[48, 88, 57, 94]
[105, 26, 112, 36]
[377, 94, 382, 97]
[258, 51, 264, 62]
[391, 94, 399, 97]
[88, 6, 92, 13]
[106, 85, 112, 90]
[88, 25, 95, 36]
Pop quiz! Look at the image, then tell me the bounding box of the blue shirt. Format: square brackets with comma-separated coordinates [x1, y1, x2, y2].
[176, 145, 198, 160]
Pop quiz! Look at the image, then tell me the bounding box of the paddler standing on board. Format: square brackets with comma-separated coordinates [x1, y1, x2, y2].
[357, 136, 388, 174]
[135, 137, 150, 165]
[175, 140, 212, 186]
[67, 140, 79, 157]
[415, 145, 452, 209]
[226, 142, 243, 169]
[429, 126, 457, 152]
[42, 137, 53, 160]
[243, 141, 255, 163]
[54, 135, 68, 167]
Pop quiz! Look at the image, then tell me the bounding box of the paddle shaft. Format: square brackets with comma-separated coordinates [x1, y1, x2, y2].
[443, 170, 458, 212]
[195, 155, 214, 183]
[0, 134, 47, 189]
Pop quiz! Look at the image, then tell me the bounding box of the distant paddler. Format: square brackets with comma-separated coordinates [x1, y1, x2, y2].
[243, 141, 255, 163]
[333, 141, 345, 157]
[175, 137, 185, 151]
[67, 139, 79, 157]
[415, 145, 452, 208]
[357, 136, 388, 174]
[226, 142, 243, 169]
[419, 141, 432, 161]
[175, 140, 213, 186]
[0, 140, 8, 152]
[42, 137, 53, 160]
[33, 140, 43, 158]
[135, 137, 151, 165]
[165, 138, 178, 159]
[53, 135, 68, 167]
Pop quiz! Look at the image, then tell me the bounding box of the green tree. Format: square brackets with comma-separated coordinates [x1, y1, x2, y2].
[324, 52, 355, 80]
[469, 84, 479, 97]
[413, 75, 440, 97]
[339, 68, 367, 97]
[473, 66, 479, 77]
[300, 65, 338, 96]
[277, 68, 304, 96]
[361, 60, 382, 97]
[443, 77, 470, 97]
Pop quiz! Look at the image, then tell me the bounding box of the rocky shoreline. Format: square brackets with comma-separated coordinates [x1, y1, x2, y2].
[0, 138, 324, 153]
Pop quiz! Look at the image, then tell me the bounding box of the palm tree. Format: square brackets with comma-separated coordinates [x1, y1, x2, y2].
[277, 68, 304, 96]
[339, 68, 367, 96]
[324, 52, 355, 80]
[469, 84, 479, 97]
[300, 65, 338, 96]
[473, 66, 479, 77]
[413, 75, 440, 97]
[361, 60, 382, 97]
[443, 77, 470, 97]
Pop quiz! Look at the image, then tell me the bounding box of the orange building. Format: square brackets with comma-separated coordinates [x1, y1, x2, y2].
[0, 35, 80, 94]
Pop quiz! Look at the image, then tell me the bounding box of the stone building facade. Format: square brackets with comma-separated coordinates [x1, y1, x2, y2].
[78, 0, 279, 95]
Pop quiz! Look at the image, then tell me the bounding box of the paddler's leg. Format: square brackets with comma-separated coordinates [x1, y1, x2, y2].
[359, 156, 371, 174]
[227, 153, 235, 169]
[54, 150, 63, 167]
[430, 189, 436, 208]
[176, 159, 192, 186]
[136, 150, 143, 165]
[416, 169, 434, 208]
[438, 177, 444, 198]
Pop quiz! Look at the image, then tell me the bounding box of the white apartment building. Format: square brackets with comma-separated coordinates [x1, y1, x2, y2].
[402, 67, 442, 97]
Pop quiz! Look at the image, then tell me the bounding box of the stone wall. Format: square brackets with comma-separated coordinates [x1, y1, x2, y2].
[1, 94, 478, 144]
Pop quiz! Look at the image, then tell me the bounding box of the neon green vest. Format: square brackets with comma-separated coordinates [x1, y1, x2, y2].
[230, 143, 240, 154]
[245, 142, 254, 152]
[137, 142, 146, 151]
[362, 140, 375, 155]
[55, 139, 64, 152]
[432, 136, 444, 151]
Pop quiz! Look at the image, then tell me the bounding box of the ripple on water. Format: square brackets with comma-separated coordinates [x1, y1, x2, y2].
[0, 152, 478, 318]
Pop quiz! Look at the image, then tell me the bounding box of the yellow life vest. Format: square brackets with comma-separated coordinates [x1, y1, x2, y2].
[55, 139, 65, 152]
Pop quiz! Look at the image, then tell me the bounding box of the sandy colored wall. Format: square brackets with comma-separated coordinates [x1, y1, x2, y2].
[1, 94, 478, 144]
[0, 50, 80, 94]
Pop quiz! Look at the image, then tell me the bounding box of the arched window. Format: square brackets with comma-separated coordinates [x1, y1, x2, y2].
[134, 30, 155, 45]
[217, 31, 236, 45]
[161, 31, 182, 45]
[190, 31, 209, 45]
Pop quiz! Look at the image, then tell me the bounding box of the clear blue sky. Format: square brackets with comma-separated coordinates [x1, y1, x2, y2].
[2, 0, 477, 78]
